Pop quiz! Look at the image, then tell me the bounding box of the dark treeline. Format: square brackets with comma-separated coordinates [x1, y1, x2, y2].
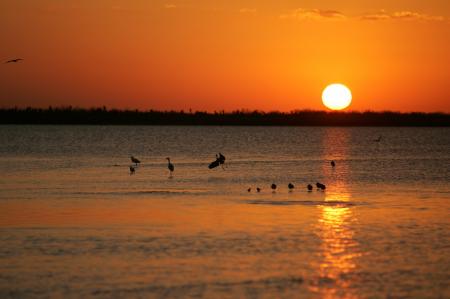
[1, 107, 449, 126]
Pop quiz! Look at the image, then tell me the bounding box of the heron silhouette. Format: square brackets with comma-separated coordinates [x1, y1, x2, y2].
[218, 153, 226, 169]
[130, 156, 140, 166]
[5, 58, 23, 64]
[166, 157, 174, 176]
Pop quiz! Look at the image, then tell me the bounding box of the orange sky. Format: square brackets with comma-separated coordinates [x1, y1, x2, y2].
[1, 1, 449, 112]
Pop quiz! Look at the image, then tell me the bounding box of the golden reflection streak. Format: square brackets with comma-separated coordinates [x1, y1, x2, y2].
[311, 128, 361, 298]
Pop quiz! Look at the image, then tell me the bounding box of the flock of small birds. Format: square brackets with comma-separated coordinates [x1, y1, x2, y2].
[128, 153, 337, 193]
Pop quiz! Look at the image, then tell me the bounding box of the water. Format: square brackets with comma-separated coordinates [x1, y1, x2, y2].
[0, 126, 449, 298]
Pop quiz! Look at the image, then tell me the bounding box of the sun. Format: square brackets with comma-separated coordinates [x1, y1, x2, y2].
[322, 84, 352, 110]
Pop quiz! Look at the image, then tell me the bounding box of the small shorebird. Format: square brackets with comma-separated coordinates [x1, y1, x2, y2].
[374, 136, 382, 142]
[129, 165, 135, 175]
[166, 157, 174, 175]
[130, 156, 140, 166]
[271, 183, 277, 191]
[256, 187, 261, 192]
[288, 183, 295, 190]
[247, 187, 251, 192]
[307, 184, 313, 191]
[331, 160, 336, 167]
[316, 182, 326, 190]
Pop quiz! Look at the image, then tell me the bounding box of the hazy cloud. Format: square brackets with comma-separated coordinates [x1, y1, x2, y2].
[165, 4, 177, 9]
[280, 8, 346, 21]
[360, 10, 445, 22]
[280, 8, 446, 23]
[239, 8, 257, 14]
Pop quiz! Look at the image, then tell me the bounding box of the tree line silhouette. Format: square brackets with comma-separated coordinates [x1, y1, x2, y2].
[0, 107, 449, 126]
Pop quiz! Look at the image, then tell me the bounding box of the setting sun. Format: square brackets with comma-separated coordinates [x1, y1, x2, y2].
[322, 84, 352, 110]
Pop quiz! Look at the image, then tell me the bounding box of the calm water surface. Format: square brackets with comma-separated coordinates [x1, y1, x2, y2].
[0, 126, 449, 298]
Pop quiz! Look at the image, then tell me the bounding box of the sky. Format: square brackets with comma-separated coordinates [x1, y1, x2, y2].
[1, 0, 449, 112]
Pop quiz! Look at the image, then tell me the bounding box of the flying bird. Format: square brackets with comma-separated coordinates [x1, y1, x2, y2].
[5, 58, 23, 64]
[166, 157, 174, 175]
[130, 156, 141, 166]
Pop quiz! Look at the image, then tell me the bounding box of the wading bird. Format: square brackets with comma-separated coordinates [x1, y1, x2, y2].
[316, 182, 326, 190]
[5, 58, 23, 64]
[166, 157, 174, 175]
[130, 156, 140, 166]
[218, 153, 226, 169]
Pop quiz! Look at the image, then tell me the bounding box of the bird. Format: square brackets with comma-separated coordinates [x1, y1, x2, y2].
[247, 187, 251, 192]
[307, 184, 313, 191]
[218, 153, 226, 169]
[331, 160, 336, 167]
[130, 156, 140, 166]
[316, 182, 326, 190]
[5, 58, 23, 64]
[208, 154, 221, 169]
[288, 183, 295, 190]
[129, 165, 135, 175]
[271, 183, 277, 191]
[256, 187, 261, 192]
[166, 157, 174, 175]
[374, 135, 382, 142]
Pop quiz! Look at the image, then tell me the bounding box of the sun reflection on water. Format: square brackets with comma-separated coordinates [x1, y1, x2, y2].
[311, 128, 361, 298]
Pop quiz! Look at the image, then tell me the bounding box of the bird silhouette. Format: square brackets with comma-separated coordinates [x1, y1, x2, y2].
[5, 58, 23, 64]
[256, 187, 261, 192]
[271, 183, 277, 191]
[247, 187, 251, 192]
[288, 183, 295, 190]
[331, 160, 336, 167]
[129, 165, 135, 175]
[218, 153, 226, 169]
[130, 156, 140, 166]
[166, 157, 174, 175]
[307, 184, 313, 191]
[374, 136, 382, 142]
[316, 182, 326, 190]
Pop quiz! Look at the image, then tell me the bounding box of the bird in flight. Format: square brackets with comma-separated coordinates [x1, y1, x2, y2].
[5, 58, 23, 64]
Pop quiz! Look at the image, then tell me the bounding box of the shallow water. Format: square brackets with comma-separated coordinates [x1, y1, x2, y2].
[0, 126, 449, 298]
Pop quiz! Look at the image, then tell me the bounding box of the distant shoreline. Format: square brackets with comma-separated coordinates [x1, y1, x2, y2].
[1, 107, 449, 126]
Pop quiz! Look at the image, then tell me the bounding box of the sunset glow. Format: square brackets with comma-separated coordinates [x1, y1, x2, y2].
[0, 1, 449, 112]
